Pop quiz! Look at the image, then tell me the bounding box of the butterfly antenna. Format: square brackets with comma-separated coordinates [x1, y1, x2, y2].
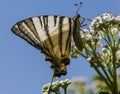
[48, 76, 54, 94]
[74, 2, 83, 14]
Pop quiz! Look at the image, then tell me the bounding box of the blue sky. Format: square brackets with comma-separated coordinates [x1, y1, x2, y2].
[0, 0, 120, 94]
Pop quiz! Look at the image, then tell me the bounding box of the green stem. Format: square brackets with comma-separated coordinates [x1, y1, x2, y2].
[81, 48, 112, 91]
[107, 51, 113, 78]
[90, 44, 113, 87]
[104, 38, 112, 47]
[110, 31, 119, 94]
[90, 61, 112, 91]
[64, 88, 67, 94]
[101, 27, 112, 47]
[76, 50, 88, 58]
[108, 67, 113, 79]
[112, 48, 118, 94]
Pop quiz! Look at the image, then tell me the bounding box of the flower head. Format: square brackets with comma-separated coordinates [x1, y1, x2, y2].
[42, 79, 71, 94]
[60, 79, 71, 89]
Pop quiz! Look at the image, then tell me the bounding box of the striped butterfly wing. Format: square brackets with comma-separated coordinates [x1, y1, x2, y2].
[11, 15, 74, 77]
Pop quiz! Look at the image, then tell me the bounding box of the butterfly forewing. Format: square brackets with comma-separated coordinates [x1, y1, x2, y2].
[12, 15, 74, 77]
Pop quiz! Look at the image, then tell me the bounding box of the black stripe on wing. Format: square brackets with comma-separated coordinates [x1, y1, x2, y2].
[24, 18, 42, 43]
[54, 16, 57, 26]
[39, 16, 43, 27]
[11, 23, 43, 50]
[43, 16, 54, 49]
[65, 18, 72, 53]
[58, 16, 64, 56]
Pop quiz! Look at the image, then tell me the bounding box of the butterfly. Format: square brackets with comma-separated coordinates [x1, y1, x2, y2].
[11, 5, 83, 79]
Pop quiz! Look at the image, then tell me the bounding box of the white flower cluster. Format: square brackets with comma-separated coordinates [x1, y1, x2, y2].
[79, 13, 120, 68]
[42, 79, 71, 94]
[89, 13, 120, 38]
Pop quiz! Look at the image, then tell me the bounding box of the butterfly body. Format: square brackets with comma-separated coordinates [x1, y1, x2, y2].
[12, 14, 82, 78]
